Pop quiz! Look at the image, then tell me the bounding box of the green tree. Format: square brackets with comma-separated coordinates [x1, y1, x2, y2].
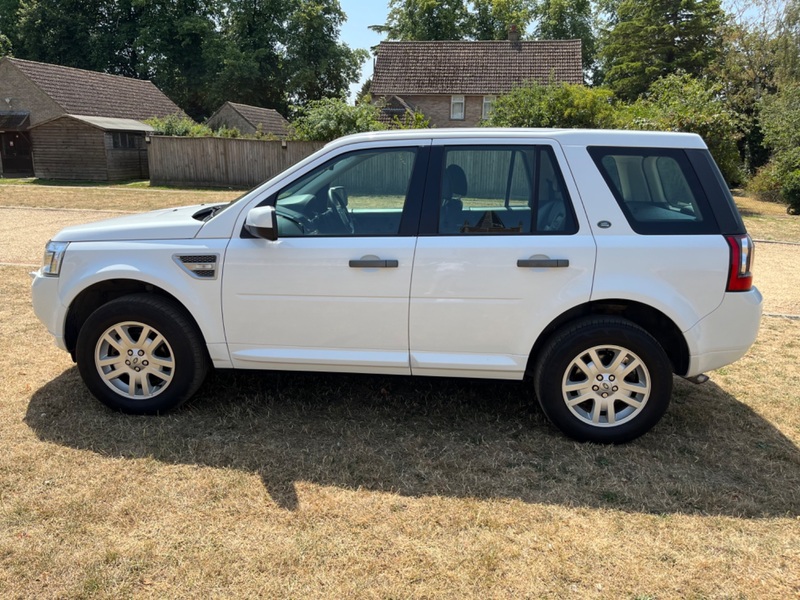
[484, 80, 616, 128]
[533, 0, 595, 71]
[285, 0, 368, 105]
[616, 73, 743, 183]
[15, 0, 109, 71]
[209, 0, 292, 114]
[371, 0, 469, 40]
[597, 0, 725, 100]
[0, 0, 19, 52]
[759, 84, 800, 212]
[470, 0, 533, 40]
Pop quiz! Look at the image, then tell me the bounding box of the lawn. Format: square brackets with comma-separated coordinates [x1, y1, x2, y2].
[0, 183, 798, 598]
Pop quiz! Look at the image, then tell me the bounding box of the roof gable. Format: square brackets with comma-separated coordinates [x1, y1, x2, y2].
[4, 57, 183, 120]
[371, 40, 583, 96]
[227, 102, 289, 134]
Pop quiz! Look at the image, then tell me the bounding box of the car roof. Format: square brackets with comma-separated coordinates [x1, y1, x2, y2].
[325, 128, 707, 150]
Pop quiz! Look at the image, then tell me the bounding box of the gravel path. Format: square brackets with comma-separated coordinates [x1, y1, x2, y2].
[3, 205, 797, 316]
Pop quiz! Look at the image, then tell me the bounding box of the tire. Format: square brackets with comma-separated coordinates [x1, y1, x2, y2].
[76, 294, 208, 414]
[533, 317, 672, 444]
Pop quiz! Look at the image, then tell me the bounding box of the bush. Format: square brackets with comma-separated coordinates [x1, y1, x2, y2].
[146, 115, 213, 137]
[747, 161, 783, 204]
[782, 168, 800, 214]
[484, 81, 616, 129]
[290, 97, 386, 141]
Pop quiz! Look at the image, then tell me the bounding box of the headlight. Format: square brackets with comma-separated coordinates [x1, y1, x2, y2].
[41, 241, 69, 277]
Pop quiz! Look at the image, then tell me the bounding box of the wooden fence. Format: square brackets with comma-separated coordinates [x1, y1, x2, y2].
[147, 136, 325, 188]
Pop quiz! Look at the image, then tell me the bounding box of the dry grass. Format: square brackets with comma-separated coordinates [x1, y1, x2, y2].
[0, 183, 238, 212]
[1, 184, 799, 598]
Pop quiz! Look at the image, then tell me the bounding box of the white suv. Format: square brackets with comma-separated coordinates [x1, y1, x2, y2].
[31, 129, 762, 443]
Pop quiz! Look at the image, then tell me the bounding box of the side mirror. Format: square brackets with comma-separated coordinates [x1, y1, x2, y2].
[245, 206, 278, 241]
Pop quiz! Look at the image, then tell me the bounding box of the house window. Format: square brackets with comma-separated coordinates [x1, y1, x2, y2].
[112, 132, 141, 149]
[482, 96, 496, 120]
[450, 95, 465, 120]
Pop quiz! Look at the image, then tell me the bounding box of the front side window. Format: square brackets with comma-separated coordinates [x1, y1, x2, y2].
[438, 145, 577, 235]
[275, 148, 418, 237]
[588, 147, 718, 235]
[450, 95, 465, 120]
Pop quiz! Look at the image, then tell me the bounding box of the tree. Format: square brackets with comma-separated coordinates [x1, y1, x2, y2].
[484, 80, 616, 128]
[371, 0, 469, 40]
[616, 73, 743, 183]
[597, 0, 725, 100]
[532, 0, 595, 72]
[285, 0, 368, 105]
[15, 0, 109, 71]
[470, 0, 533, 40]
[209, 0, 293, 115]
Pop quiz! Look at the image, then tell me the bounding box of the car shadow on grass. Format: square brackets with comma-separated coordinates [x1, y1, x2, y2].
[25, 367, 800, 516]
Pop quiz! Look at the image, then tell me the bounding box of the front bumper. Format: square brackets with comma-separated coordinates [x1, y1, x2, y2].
[30, 269, 68, 352]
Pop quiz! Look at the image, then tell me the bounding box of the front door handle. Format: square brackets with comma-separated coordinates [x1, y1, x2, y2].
[349, 259, 399, 268]
[517, 258, 570, 268]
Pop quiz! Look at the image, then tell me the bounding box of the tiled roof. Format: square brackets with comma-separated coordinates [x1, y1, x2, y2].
[371, 40, 583, 95]
[5, 57, 183, 119]
[227, 102, 289, 135]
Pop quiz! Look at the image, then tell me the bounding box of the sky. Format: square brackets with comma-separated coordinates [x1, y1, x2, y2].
[338, 0, 390, 100]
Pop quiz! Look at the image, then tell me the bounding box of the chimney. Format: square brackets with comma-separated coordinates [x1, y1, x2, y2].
[508, 24, 521, 42]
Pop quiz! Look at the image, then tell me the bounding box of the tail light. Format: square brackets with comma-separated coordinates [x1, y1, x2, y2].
[725, 234, 754, 292]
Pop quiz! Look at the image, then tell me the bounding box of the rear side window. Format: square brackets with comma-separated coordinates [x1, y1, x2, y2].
[439, 145, 578, 235]
[588, 147, 719, 235]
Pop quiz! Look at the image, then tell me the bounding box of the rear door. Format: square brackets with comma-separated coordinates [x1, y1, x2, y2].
[409, 139, 596, 379]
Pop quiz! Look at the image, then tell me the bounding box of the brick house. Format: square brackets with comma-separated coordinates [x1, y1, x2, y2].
[370, 36, 583, 127]
[206, 101, 290, 137]
[0, 57, 182, 180]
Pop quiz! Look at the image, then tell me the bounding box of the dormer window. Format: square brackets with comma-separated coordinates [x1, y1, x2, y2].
[450, 95, 465, 120]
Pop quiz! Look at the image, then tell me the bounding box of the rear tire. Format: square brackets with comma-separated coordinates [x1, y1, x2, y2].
[76, 294, 208, 414]
[533, 317, 672, 443]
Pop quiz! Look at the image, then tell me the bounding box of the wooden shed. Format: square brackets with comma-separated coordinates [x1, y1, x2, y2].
[206, 102, 290, 137]
[0, 57, 183, 180]
[30, 115, 153, 181]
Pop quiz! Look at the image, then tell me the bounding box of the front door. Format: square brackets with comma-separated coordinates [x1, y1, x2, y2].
[222, 143, 429, 374]
[409, 141, 597, 379]
[0, 131, 34, 176]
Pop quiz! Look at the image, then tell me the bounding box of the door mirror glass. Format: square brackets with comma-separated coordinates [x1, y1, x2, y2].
[245, 206, 278, 240]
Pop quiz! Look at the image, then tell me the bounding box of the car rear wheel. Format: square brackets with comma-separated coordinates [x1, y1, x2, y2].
[76, 294, 208, 414]
[533, 317, 672, 443]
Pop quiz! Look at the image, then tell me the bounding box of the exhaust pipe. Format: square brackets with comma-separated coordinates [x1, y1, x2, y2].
[683, 374, 709, 385]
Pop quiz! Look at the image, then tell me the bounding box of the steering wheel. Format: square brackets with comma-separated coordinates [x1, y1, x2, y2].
[328, 186, 355, 234]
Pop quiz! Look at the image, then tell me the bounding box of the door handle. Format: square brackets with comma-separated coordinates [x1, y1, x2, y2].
[349, 259, 399, 268]
[517, 258, 569, 268]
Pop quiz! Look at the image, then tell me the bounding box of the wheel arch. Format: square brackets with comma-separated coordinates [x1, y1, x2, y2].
[527, 299, 690, 377]
[64, 279, 206, 359]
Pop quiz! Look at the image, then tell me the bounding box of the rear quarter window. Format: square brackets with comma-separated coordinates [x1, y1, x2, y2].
[588, 147, 719, 235]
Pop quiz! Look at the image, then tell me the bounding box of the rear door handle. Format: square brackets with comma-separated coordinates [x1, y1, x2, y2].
[349, 259, 399, 268]
[517, 258, 569, 268]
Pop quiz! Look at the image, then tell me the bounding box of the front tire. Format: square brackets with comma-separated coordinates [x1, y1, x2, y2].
[533, 317, 672, 443]
[76, 294, 208, 414]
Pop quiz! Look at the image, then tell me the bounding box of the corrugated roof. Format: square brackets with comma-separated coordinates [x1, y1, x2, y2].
[371, 40, 583, 95]
[4, 57, 183, 120]
[0, 111, 30, 130]
[64, 115, 154, 131]
[227, 102, 289, 135]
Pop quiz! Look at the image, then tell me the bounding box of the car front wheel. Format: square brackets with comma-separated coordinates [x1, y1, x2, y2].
[76, 294, 208, 414]
[533, 317, 673, 443]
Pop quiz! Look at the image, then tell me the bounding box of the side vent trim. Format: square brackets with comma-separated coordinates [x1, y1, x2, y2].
[173, 254, 219, 280]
